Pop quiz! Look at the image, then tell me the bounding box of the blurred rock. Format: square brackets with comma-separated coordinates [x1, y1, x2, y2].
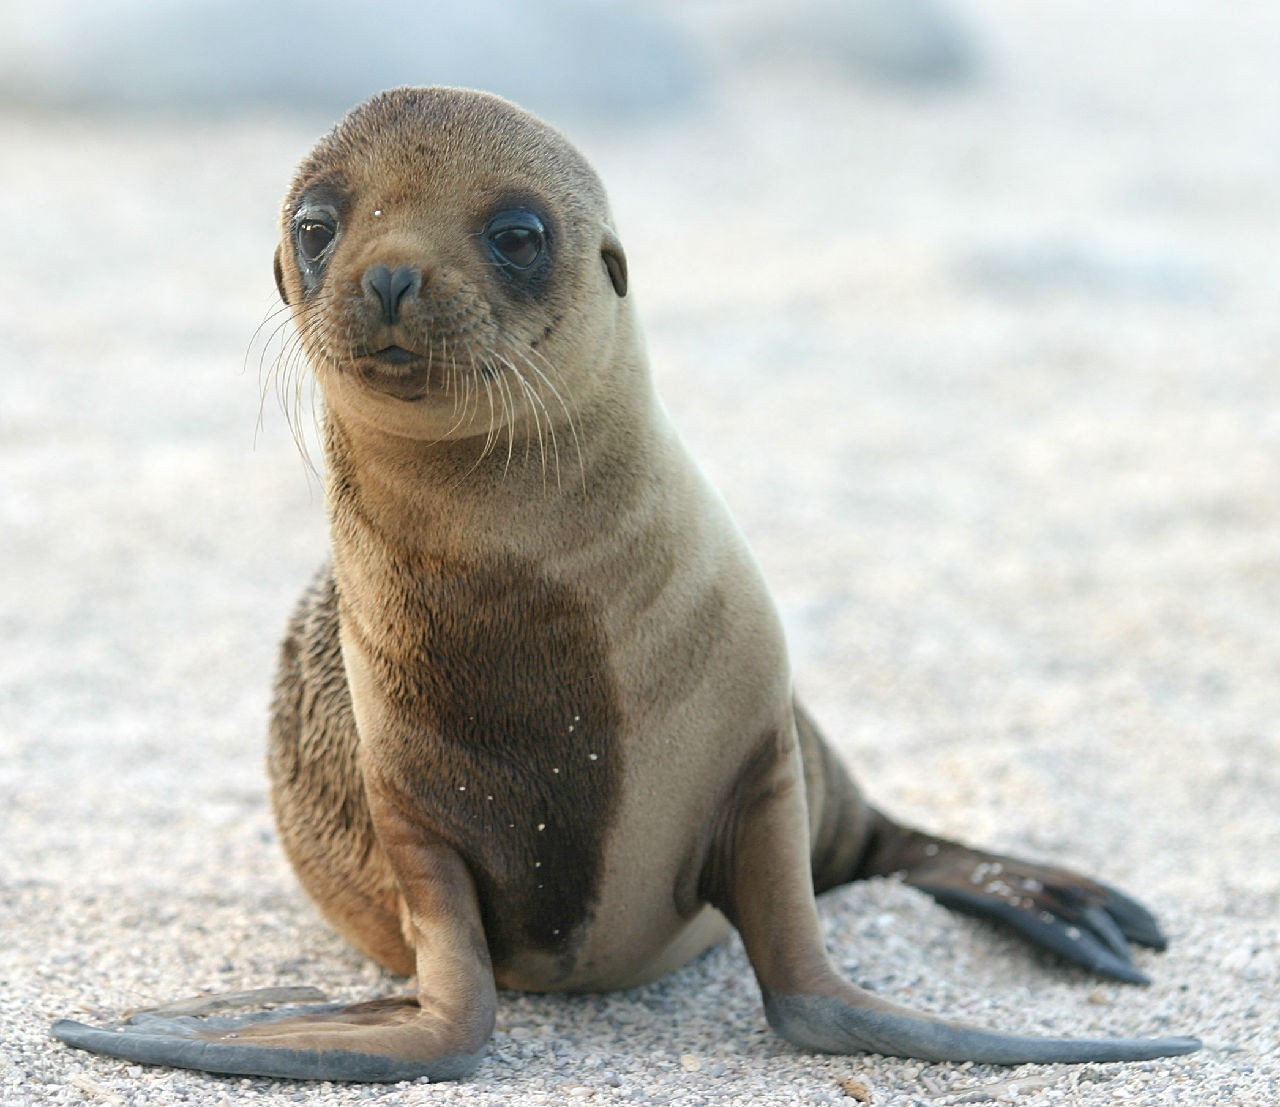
[954, 238, 1219, 303]
[0, 0, 702, 121]
[680, 0, 981, 88]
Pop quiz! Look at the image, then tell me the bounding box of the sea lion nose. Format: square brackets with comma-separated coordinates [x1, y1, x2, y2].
[362, 264, 422, 326]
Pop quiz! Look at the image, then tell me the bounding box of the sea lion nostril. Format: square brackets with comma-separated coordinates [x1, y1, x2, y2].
[362, 264, 422, 325]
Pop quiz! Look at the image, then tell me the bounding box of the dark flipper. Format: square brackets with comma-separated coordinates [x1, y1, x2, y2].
[794, 698, 1175, 984]
[717, 721, 1200, 1066]
[917, 880, 1153, 984]
[1091, 881, 1169, 951]
[54, 797, 497, 1082]
[51, 995, 483, 1082]
[766, 994, 1200, 1065]
[860, 821, 1169, 984]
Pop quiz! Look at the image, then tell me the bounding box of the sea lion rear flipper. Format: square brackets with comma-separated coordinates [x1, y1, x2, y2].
[905, 873, 1161, 983]
[856, 818, 1171, 984]
[796, 700, 1171, 983]
[710, 725, 1200, 1065]
[53, 819, 496, 1082]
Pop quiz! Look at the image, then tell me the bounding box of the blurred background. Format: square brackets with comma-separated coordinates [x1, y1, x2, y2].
[2, 1, 1278, 1103]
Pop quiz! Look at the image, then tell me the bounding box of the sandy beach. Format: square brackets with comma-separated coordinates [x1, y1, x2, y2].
[2, 2, 1277, 1103]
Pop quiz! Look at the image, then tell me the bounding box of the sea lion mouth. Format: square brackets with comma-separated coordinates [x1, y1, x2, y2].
[353, 346, 434, 401]
[371, 344, 420, 367]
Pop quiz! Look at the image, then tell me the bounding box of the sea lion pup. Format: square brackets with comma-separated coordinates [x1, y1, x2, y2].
[52, 87, 1198, 1082]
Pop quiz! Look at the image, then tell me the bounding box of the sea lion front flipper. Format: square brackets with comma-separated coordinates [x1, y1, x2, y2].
[51, 994, 483, 1082]
[710, 727, 1200, 1065]
[52, 818, 496, 1082]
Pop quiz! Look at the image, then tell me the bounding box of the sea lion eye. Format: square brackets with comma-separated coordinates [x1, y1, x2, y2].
[296, 219, 336, 263]
[485, 210, 545, 270]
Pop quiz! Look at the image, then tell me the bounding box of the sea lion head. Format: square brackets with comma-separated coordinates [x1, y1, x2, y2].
[275, 86, 630, 445]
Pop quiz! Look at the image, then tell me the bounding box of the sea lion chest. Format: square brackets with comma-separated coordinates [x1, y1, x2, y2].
[338, 549, 625, 978]
[329, 419, 792, 990]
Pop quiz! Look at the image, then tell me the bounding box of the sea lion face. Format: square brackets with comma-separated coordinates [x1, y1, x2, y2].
[275, 87, 629, 443]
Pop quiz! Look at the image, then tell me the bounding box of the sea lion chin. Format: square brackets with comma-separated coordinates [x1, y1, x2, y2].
[353, 348, 435, 401]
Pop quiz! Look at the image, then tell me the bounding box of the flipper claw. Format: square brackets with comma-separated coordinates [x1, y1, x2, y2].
[889, 842, 1176, 985]
[1093, 881, 1169, 951]
[915, 882, 1153, 984]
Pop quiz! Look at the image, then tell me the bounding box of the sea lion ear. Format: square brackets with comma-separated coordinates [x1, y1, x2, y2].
[273, 244, 290, 305]
[601, 228, 627, 297]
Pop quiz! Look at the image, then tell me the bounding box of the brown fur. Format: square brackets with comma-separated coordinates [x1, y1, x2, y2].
[50, 87, 1194, 1083]
[270, 89, 794, 996]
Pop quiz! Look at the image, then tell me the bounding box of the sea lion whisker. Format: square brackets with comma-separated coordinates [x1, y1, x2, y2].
[247, 301, 297, 411]
[451, 337, 486, 436]
[438, 359, 476, 444]
[254, 302, 309, 418]
[512, 345, 581, 493]
[495, 350, 556, 490]
[246, 299, 295, 371]
[488, 357, 518, 478]
[255, 305, 325, 475]
[511, 361, 552, 487]
[515, 339, 581, 427]
[467, 367, 500, 475]
[461, 347, 482, 432]
[440, 333, 458, 415]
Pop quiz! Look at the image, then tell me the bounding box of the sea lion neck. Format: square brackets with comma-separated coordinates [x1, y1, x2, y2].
[320, 386, 663, 569]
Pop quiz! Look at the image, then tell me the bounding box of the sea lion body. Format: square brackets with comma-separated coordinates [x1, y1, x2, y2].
[263, 92, 785, 989]
[52, 87, 1198, 1082]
